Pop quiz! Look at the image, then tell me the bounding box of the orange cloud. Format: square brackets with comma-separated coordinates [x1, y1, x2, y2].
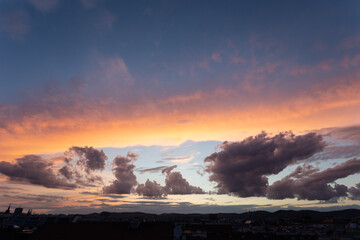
[1, 70, 360, 160]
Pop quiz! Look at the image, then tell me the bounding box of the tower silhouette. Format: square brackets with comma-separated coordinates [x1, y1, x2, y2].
[4, 203, 11, 214]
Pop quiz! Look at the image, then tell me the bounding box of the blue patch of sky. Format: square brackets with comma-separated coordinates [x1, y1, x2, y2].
[101, 140, 220, 190]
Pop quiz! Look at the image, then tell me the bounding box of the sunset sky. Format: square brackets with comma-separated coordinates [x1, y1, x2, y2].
[1, 0, 360, 214]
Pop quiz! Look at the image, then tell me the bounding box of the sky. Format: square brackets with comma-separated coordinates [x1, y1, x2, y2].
[1, 0, 360, 214]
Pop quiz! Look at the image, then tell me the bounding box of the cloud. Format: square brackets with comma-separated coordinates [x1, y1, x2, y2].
[204, 132, 325, 197]
[54, 146, 107, 187]
[76, 171, 103, 187]
[163, 156, 194, 163]
[0, 77, 88, 134]
[68, 146, 107, 172]
[161, 165, 177, 175]
[267, 158, 360, 201]
[3, 193, 67, 203]
[349, 183, 360, 200]
[0, 145, 106, 189]
[103, 152, 138, 194]
[136, 165, 204, 197]
[98, 57, 134, 85]
[0, 10, 31, 40]
[135, 180, 166, 198]
[162, 165, 204, 194]
[307, 144, 360, 162]
[230, 55, 247, 64]
[0, 186, 24, 191]
[326, 125, 360, 143]
[164, 171, 204, 194]
[2, 49, 360, 163]
[305, 125, 360, 162]
[211, 52, 222, 62]
[136, 166, 167, 173]
[29, 0, 61, 12]
[0, 155, 76, 189]
[80, 191, 125, 199]
[58, 166, 73, 179]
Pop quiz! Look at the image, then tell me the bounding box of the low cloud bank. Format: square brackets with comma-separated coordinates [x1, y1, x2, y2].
[136, 165, 205, 198]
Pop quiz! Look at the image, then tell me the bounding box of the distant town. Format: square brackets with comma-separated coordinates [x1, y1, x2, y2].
[1, 204, 360, 239]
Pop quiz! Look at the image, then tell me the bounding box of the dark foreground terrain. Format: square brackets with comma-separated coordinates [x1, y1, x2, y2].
[1, 209, 360, 239]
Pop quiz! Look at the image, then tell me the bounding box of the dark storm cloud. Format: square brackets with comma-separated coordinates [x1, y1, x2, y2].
[103, 152, 138, 194]
[0, 155, 76, 189]
[68, 146, 107, 172]
[204, 132, 325, 197]
[135, 180, 166, 198]
[267, 158, 360, 201]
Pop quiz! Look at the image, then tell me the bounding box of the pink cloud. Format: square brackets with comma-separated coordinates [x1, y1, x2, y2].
[342, 54, 360, 68]
[230, 55, 247, 64]
[98, 57, 134, 85]
[340, 35, 360, 50]
[256, 62, 282, 74]
[197, 58, 211, 70]
[211, 52, 222, 62]
[289, 60, 333, 76]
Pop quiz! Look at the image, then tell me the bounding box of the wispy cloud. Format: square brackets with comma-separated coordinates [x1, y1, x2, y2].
[163, 155, 194, 163]
[136, 166, 168, 173]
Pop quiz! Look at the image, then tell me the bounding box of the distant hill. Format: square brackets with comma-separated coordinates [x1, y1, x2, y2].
[80, 209, 360, 222]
